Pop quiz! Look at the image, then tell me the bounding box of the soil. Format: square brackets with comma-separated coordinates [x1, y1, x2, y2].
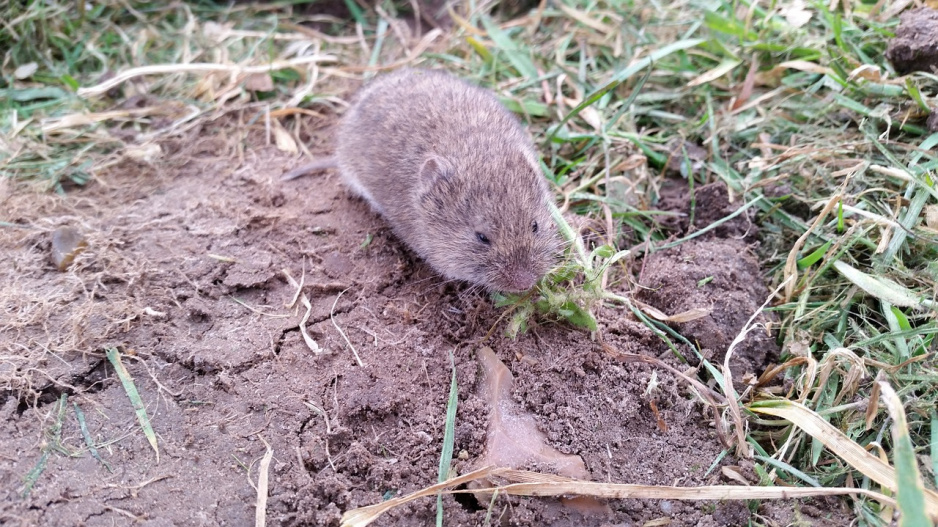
[886, 7, 938, 75]
[0, 99, 852, 525]
[638, 181, 779, 381]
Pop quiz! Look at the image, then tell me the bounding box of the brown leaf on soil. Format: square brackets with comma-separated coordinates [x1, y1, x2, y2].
[721, 466, 751, 486]
[475, 347, 590, 479]
[730, 58, 759, 111]
[473, 347, 610, 515]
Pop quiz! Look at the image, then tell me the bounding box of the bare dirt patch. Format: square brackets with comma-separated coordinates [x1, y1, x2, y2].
[0, 109, 849, 525]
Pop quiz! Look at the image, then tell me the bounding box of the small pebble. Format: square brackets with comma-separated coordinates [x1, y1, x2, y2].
[51, 226, 87, 271]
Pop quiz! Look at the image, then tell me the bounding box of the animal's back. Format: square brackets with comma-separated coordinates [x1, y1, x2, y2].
[335, 69, 537, 222]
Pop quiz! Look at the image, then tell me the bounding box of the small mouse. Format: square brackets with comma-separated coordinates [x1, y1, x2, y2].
[285, 68, 560, 292]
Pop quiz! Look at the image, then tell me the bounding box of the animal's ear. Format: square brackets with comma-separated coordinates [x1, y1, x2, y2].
[419, 156, 454, 187]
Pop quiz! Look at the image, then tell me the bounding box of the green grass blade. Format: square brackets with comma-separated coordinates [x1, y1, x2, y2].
[341, 0, 366, 27]
[482, 489, 499, 527]
[73, 402, 112, 472]
[499, 96, 550, 117]
[879, 381, 931, 527]
[754, 455, 822, 487]
[704, 449, 730, 477]
[703, 10, 758, 40]
[466, 36, 493, 64]
[21, 450, 51, 499]
[548, 38, 705, 142]
[480, 16, 538, 79]
[603, 67, 652, 134]
[905, 79, 929, 112]
[797, 240, 832, 270]
[106, 347, 159, 462]
[879, 132, 938, 265]
[366, 18, 390, 75]
[436, 350, 459, 526]
[883, 302, 911, 361]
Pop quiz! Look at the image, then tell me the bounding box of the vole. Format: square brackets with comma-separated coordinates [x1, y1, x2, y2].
[284, 68, 560, 292]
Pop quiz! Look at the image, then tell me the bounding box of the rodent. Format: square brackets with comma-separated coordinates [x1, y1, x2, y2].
[284, 68, 560, 292]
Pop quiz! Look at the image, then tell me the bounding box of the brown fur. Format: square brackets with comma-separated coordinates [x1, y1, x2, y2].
[312, 68, 559, 292]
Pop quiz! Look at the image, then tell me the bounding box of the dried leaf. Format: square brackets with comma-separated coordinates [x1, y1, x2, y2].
[272, 120, 298, 154]
[833, 260, 934, 310]
[687, 60, 742, 87]
[244, 73, 274, 92]
[721, 466, 751, 486]
[340, 466, 898, 527]
[123, 143, 163, 163]
[777, 60, 831, 75]
[750, 400, 938, 521]
[255, 437, 273, 527]
[780, 0, 813, 28]
[14, 62, 38, 79]
[555, 3, 615, 34]
[202, 21, 235, 43]
[474, 347, 591, 479]
[282, 269, 322, 353]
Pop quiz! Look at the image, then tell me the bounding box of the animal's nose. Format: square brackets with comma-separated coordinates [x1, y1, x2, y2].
[503, 267, 537, 292]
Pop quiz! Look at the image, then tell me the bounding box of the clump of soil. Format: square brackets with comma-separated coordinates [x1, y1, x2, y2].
[0, 109, 838, 525]
[886, 7, 938, 75]
[638, 236, 779, 379]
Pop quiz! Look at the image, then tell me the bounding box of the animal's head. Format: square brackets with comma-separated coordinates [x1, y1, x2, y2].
[415, 152, 561, 292]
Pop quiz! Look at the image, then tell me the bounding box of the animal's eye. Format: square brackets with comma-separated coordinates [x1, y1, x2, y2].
[532, 221, 538, 233]
[476, 232, 491, 245]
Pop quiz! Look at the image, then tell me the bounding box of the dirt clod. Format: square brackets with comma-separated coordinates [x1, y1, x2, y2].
[638, 238, 779, 379]
[886, 7, 938, 74]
